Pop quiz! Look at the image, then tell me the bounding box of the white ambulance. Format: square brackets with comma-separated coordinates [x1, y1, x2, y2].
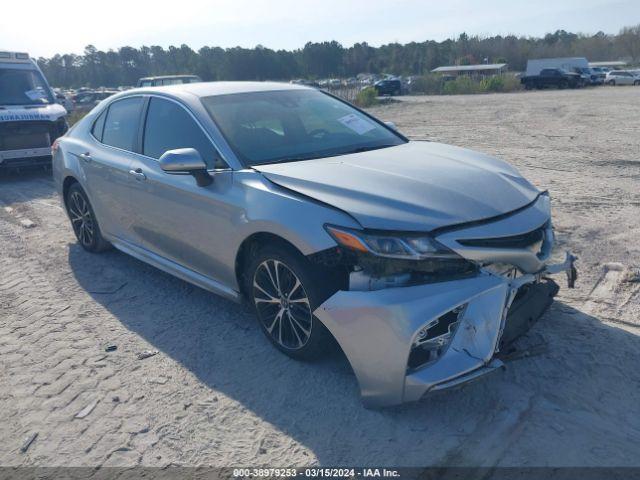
[0, 51, 68, 168]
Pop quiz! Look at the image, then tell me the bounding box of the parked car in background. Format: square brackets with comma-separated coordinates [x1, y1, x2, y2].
[605, 70, 640, 86]
[573, 67, 602, 86]
[52, 81, 576, 407]
[521, 68, 583, 89]
[73, 90, 118, 112]
[136, 75, 202, 87]
[373, 78, 402, 96]
[54, 89, 75, 112]
[572, 67, 591, 86]
[589, 67, 608, 84]
[0, 51, 68, 169]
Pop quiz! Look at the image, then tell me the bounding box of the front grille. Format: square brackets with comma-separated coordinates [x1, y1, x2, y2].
[0, 156, 51, 168]
[457, 224, 546, 250]
[0, 120, 64, 151]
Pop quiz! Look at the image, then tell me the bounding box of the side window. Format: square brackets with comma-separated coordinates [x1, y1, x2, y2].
[140, 80, 153, 87]
[143, 97, 223, 168]
[91, 110, 107, 141]
[102, 97, 143, 151]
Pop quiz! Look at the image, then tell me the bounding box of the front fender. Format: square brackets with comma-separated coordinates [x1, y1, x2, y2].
[224, 171, 362, 290]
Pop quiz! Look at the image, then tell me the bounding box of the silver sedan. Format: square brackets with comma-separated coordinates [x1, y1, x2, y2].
[53, 82, 576, 407]
[605, 70, 640, 86]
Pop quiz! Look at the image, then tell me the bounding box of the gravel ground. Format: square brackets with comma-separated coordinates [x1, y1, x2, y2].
[1, 87, 639, 468]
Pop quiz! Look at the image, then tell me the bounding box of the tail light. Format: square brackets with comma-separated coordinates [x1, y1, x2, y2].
[51, 138, 61, 154]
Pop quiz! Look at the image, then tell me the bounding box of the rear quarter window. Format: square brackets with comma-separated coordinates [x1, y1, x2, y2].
[91, 110, 106, 141]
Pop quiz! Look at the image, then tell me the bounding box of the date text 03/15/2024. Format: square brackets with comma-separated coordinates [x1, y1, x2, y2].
[233, 468, 401, 478]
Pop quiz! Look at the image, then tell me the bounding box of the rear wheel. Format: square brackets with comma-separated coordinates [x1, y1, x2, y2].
[65, 183, 111, 253]
[246, 245, 336, 360]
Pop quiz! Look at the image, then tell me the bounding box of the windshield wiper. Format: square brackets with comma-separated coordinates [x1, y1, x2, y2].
[264, 154, 325, 164]
[338, 144, 399, 155]
[254, 144, 399, 166]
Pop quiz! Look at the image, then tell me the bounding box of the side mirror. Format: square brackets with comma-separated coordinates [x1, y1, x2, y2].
[159, 148, 213, 187]
[384, 121, 397, 131]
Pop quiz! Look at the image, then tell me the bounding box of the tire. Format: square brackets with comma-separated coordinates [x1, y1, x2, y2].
[634, 81, 640, 86]
[65, 183, 111, 253]
[246, 244, 337, 360]
[609, 80, 616, 86]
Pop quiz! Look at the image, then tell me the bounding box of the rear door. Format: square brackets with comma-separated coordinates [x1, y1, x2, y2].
[77, 96, 144, 241]
[127, 96, 238, 282]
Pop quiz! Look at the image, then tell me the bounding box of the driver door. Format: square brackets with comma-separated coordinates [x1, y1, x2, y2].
[126, 96, 239, 284]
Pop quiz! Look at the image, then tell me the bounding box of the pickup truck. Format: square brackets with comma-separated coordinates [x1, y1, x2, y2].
[520, 68, 583, 90]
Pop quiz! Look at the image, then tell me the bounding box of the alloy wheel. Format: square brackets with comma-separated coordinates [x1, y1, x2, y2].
[252, 259, 313, 350]
[68, 191, 95, 247]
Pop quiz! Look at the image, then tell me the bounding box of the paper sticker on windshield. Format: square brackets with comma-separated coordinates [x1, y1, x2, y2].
[338, 114, 376, 135]
[24, 88, 48, 101]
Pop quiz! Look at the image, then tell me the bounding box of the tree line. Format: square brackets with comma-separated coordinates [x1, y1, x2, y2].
[38, 25, 640, 88]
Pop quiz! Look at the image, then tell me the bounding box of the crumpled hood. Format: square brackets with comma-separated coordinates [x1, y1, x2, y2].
[254, 141, 540, 231]
[0, 103, 67, 123]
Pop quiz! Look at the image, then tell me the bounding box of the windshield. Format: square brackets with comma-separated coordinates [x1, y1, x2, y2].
[0, 67, 54, 106]
[201, 89, 405, 166]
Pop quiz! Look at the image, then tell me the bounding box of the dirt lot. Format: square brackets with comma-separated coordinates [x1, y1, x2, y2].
[1, 87, 639, 469]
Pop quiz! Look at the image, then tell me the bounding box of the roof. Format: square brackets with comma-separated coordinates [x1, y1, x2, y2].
[432, 63, 507, 73]
[589, 61, 628, 67]
[131, 81, 308, 98]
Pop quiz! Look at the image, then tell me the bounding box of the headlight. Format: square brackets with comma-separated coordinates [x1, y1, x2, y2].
[325, 225, 458, 260]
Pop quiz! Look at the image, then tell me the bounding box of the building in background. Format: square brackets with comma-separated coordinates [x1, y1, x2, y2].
[431, 63, 508, 79]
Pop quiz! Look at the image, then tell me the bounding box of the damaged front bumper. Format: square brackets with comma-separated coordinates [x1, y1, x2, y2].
[314, 252, 577, 408]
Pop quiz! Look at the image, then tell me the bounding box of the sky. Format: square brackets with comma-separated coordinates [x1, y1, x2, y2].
[2, 0, 639, 58]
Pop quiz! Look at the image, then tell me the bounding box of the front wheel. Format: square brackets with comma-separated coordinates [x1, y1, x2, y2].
[246, 245, 336, 360]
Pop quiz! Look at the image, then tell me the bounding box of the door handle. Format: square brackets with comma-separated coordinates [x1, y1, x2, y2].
[78, 152, 92, 163]
[129, 168, 147, 181]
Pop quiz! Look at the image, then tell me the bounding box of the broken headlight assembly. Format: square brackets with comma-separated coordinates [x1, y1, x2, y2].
[324, 225, 478, 290]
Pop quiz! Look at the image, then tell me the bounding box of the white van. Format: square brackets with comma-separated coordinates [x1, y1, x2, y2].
[0, 51, 68, 168]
